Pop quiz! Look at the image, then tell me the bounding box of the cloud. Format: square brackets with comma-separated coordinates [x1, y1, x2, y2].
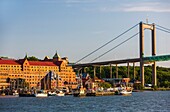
[41, 0, 170, 13]
[65, 0, 97, 4]
[123, 2, 170, 12]
[87, 1, 170, 13]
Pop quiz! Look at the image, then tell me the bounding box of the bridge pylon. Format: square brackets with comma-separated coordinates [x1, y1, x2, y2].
[139, 22, 156, 87]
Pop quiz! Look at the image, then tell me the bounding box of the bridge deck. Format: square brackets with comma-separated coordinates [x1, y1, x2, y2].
[72, 54, 170, 68]
[72, 58, 140, 67]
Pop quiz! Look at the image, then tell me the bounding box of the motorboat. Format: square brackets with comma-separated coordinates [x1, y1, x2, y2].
[48, 91, 56, 96]
[13, 90, 19, 97]
[35, 93, 48, 98]
[119, 90, 132, 95]
[73, 86, 86, 97]
[35, 90, 48, 98]
[19, 93, 35, 97]
[114, 87, 132, 95]
[56, 91, 65, 96]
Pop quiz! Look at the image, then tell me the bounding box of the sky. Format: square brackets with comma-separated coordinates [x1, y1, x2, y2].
[1, 0, 170, 66]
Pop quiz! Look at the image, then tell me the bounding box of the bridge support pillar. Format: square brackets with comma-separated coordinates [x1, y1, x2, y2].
[140, 22, 145, 87]
[127, 63, 130, 78]
[152, 24, 157, 87]
[110, 64, 112, 78]
[152, 62, 157, 86]
[116, 64, 118, 78]
[100, 66, 102, 78]
[139, 22, 157, 87]
[140, 62, 145, 87]
[133, 63, 136, 79]
[93, 66, 96, 78]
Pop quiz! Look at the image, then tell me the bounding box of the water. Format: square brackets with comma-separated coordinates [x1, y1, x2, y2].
[0, 91, 170, 112]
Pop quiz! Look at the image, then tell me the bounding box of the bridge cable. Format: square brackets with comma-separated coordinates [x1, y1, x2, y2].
[91, 32, 139, 62]
[156, 27, 170, 34]
[156, 24, 170, 32]
[75, 23, 139, 64]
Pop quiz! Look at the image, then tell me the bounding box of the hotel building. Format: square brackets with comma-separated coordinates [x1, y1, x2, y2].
[0, 52, 77, 89]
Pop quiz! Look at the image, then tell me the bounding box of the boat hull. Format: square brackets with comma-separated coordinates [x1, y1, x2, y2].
[0, 95, 19, 98]
[35, 93, 48, 98]
[119, 91, 132, 95]
[56, 93, 65, 96]
[56, 91, 65, 96]
[73, 92, 86, 97]
[86, 92, 96, 96]
[19, 93, 35, 97]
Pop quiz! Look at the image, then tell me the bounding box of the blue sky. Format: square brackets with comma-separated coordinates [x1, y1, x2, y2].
[1, 0, 170, 66]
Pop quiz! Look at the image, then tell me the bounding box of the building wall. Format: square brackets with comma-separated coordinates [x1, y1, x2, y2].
[0, 58, 77, 89]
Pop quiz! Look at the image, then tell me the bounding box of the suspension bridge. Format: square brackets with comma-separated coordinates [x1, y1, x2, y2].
[71, 21, 170, 87]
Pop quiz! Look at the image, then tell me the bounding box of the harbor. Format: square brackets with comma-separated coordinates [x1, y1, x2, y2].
[0, 91, 170, 112]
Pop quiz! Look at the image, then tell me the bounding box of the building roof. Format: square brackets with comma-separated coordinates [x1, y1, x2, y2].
[0, 58, 64, 67]
[0, 60, 20, 65]
[53, 51, 60, 59]
[17, 59, 25, 64]
[29, 61, 57, 66]
[54, 61, 63, 66]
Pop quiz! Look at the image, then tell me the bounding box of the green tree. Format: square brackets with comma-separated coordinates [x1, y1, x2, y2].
[79, 65, 170, 88]
[27, 56, 39, 61]
[100, 82, 112, 88]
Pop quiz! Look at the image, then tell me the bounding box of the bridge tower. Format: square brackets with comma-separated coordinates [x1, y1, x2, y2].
[139, 22, 156, 87]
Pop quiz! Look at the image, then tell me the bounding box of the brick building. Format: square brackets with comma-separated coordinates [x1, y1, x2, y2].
[0, 52, 77, 89]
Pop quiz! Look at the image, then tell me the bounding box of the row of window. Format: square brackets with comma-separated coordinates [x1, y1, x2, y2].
[29, 66, 59, 69]
[9, 75, 44, 79]
[0, 68, 21, 71]
[0, 67, 73, 73]
[0, 66, 59, 70]
[0, 65, 20, 68]
[28, 82, 78, 85]
[23, 69, 59, 72]
[0, 68, 71, 73]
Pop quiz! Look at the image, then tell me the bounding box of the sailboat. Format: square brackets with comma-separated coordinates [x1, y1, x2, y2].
[73, 74, 86, 97]
[53, 72, 65, 96]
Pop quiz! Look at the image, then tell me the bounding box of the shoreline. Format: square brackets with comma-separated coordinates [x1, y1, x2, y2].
[133, 88, 170, 92]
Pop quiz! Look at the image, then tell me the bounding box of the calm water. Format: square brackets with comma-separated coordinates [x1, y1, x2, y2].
[0, 91, 170, 112]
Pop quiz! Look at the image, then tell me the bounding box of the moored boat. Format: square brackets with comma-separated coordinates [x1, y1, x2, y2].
[35, 90, 48, 98]
[35, 93, 48, 98]
[13, 90, 19, 97]
[86, 92, 96, 96]
[0, 95, 19, 98]
[115, 87, 133, 95]
[119, 90, 132, 95]
[0, 91, 19, 98]
[19, 93, 35, 97]
[73, 86, 86, 97]
[48, 91, 56, 96]
[56, 91, 65, 96]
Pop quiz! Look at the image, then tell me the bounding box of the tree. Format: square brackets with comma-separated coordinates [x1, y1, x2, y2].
[78, 65, 170, 88]
[27, 56, 39, 61]
[100, 82, 112, 88]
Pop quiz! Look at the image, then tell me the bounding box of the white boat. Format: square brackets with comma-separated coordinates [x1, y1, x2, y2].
[13, 90, 19, 97]
[119, 90, 132, 95]
[35, 91, 48, 98]
[56, 91, 65, 96]
[48, 91, 56, 96]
